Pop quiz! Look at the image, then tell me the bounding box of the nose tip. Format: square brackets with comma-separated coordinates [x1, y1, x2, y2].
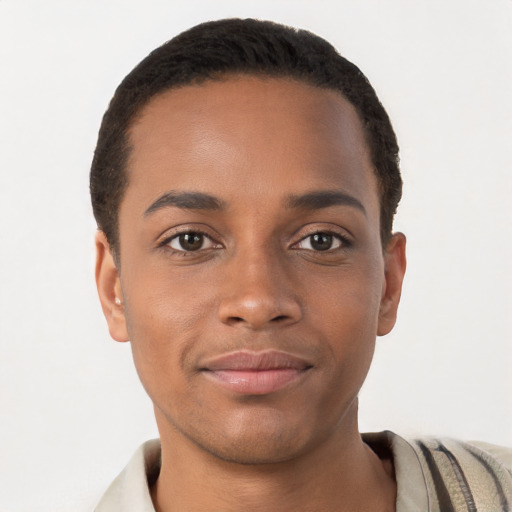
[218, 292, 302, 330]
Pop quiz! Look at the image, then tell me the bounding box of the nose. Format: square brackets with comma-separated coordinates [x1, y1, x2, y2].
[218, 251, 302, 330]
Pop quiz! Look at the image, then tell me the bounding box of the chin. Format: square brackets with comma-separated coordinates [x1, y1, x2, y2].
[194, 409, 320, 466]
[199, 436, 304, 466]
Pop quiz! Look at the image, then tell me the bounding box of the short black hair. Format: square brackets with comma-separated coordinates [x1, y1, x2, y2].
[90, 18, 402, 259]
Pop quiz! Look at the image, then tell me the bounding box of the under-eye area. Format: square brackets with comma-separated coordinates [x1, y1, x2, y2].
[289, 223, 356, 265]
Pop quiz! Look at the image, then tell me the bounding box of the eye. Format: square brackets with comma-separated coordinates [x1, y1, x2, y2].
[167, 232, 216, 252]
[295, 232, 344, 251]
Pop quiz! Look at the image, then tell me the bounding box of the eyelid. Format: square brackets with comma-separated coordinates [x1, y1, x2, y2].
[168, 232, 217, 251]
[290, 224, 353, 249]
[295, 233, 344, 251]
[157, 225, 223, 251]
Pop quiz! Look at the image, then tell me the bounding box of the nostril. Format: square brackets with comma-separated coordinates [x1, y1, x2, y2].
[271, 315, 289, 322]
[227, 314, 290, 325]
[219, 297, 302, 328]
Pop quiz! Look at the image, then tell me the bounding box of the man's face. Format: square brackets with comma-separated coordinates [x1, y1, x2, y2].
[96, 76, 405, 464]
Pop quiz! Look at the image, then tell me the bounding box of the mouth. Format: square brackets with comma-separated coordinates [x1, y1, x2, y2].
[200, 350, 313, 395]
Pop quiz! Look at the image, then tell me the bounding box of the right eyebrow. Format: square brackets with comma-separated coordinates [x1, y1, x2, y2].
[144, 191, 226, 217]
[285, 190, 366, 216]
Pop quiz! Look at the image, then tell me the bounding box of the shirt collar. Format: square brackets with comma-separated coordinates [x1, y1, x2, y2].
[95, 432, 429, 511]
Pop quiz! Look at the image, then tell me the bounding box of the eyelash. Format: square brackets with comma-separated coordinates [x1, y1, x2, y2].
[158, 229, 221, 255]
[158, 228, 352, 255]
[293, 230, 352, 251]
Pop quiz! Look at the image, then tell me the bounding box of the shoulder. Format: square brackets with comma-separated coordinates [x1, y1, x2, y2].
[408, 436, 512, 511]
[467, 439, 512, 471]
[364, 431, 512, 512]
[409, 436, 512, 475]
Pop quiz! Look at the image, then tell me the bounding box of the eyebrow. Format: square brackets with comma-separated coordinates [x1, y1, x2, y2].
[285, 191, 366, 215]
[144, 191, 226, 216]
[144, 189, 365, 217]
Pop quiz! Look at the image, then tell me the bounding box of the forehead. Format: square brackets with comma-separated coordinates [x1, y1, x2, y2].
[124, 75, 378, 217]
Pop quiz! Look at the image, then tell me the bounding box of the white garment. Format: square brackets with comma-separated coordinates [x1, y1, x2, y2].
[94, 431, 512, 511]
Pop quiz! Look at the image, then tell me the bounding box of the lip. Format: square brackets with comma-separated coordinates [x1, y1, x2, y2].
[200, 350, 312, 395]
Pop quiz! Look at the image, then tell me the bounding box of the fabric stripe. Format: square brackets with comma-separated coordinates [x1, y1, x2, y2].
[436, 443, 477, 512]
[465, 444, 510, 512]
[417, 441, 456, 512]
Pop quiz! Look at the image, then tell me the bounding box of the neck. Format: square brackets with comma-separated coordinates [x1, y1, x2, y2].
[150, 404, 396, 512]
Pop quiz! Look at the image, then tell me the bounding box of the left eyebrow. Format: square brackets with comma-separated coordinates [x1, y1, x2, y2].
[144, 191, 226, 217]
[285, 190, 366, 216]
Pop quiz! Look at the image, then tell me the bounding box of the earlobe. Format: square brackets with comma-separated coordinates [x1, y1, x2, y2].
[377, 232, 407, 336]
[95, 231, 130, 342]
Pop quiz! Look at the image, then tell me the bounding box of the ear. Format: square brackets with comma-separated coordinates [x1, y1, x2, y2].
[95, 231, 129, 342]
[377, 232, 407, 336]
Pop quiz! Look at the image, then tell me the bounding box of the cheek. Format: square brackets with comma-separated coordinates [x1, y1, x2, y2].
[309, 262, 383, 374]
[121, 268, 217, 391]
[124, 259, 215, 333]
[311, 257, 383, 332]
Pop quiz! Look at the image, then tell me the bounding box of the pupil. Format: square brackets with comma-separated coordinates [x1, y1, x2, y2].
[180, 233, 203, 251]
[311, 233, 332, 251]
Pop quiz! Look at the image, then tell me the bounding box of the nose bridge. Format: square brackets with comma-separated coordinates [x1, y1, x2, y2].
[218, 241, 302, 329]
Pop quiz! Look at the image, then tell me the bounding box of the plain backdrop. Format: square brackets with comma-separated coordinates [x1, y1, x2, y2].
[0, 1, 511, 511]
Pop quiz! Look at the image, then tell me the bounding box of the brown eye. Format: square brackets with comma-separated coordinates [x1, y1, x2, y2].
[310, 233, 333, 251]
[168, 232, 213, 252]
[296, 232, 342, 252]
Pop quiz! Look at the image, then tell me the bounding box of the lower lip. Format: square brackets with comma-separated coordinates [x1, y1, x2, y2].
[203, 368, 307, 395]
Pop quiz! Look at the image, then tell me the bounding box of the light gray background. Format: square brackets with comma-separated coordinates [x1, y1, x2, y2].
[1, 1, 511, 511]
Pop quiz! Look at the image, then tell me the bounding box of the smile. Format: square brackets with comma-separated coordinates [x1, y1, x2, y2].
[200, 350, 313, 395]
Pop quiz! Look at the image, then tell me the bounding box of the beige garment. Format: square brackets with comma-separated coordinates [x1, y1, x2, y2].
[94, 431, 512, 511]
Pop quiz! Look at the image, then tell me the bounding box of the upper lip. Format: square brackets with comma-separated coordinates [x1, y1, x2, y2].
[200, 350, 312, 371]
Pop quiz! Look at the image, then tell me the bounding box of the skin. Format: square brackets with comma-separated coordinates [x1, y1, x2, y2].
[96, 76, 406, 511]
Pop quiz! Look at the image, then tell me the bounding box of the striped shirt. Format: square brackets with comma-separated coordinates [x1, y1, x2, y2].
[364, 431, 512, 511]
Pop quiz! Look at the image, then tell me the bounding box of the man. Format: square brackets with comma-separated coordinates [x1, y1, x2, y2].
[91, 18, 512, 511]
